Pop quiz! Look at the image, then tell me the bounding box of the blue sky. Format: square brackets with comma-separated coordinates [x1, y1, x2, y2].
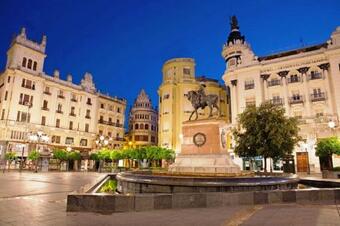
[0, 0, 339, 112]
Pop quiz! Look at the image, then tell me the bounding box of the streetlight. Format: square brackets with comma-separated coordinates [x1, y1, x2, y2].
[94, 135, 111, 172]
[328, 121, 336, 136]
[28, 131, 50, 172]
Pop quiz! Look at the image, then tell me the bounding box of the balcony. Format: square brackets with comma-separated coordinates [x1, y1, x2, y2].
[22, 84, 35, 90]
[308, 72, 323, 80]
[85, 115, 91, 119]
[289, 96, 304, 105]
[270, 98, 284, 106]
[267, 79, 281, 87]
[287, 76, 302, 84]
[43, 90, 51, 95]
[98, 119, 123, 128]
[57, 94, 65, 99]
[69, 113, 76, 117]
[310, 92, 326, 102]
[56, 110, 63, 114]
[41, 107, 49, 111]
[244, 83, 255, 90]
[19, 101, 32, 107]
[71, 98, 77, 102]
[86, 101, 92, 105]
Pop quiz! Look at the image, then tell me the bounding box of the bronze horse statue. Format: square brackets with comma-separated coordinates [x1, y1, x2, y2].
[187, 90, 220, 120]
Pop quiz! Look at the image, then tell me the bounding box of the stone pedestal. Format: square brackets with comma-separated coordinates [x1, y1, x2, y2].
[169, 119, 241, 174]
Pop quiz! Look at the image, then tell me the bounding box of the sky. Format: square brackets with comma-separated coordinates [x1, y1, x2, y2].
[0, 0, 339, 114]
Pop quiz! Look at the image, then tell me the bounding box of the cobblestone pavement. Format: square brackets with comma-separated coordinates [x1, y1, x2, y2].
[0, 172, 339, 226]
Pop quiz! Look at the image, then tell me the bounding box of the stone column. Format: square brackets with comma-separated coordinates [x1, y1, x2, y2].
[231, 80, 238, 124]
[260, 74, 270, 101]
[318, 63, 334, 115]
[278, 70, 290, 115]
[297, 67, 311, 117]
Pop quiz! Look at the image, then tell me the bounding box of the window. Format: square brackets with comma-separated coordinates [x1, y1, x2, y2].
[86, 109, 91, 119]
[135, 124, 139, 130]
[56, 119, 60, 128]
[44, 86, 51, 95]
[145, 124, 149, 130]
[142, 135, 148, 141]
[65, 137, 74, 145]
[151, 125, 154, 131]
[33, 61, 37, 71]
[22, 57, 27, 67]
[183, 67, 191, 75]
[100, 103, 104, 109]
[71, 93, 77, 102]
[69, 121, 73, 130]
[164, 94, 170, 99]
[7, 76, 10, 83]
[80, 139, 88, 146]
[151, 136, 156, 143]
[86, 98, 92, 105]
[27, 59, 32, 69]
[42, 100, 48, 110]
[41, 116, 46, 125]
[293, 111, 302, 119]
[19, 93, 33, 106]
[4, 91, 8, 101]
[108, 132, 112, 137]
[1, 109, 5, 120]
[21, 79, 35, 90]
[140, 124, 144, 129]
[70, 106, 75, 116]
[108, 117, 112, 123]
[58, 90, 64, 98]
[117, 107, 120, 113]
[16, 111, 30, 122]
[315, 109, 324, 117]
[57, 104, 63, 113]
[244, 80, 255, 90]
[52, 136, 61, 144]
[85, 123, 89, 132]
[116, 119, 120, 124]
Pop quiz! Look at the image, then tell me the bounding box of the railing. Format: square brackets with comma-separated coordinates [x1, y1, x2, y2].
[270, 98, 284, 105]
[287, 76, 302, 84]
[310, 92, 326, 102]
[57, 94, 65, 99]
[41, 107, 49, 111]
[22, 84, 35, 90]
[289, 96, 304, 105]
[244, 83, 255, 90]
[85, 115, 91, 119]
[98, 120, 123, 127]
[69, 113, 76, 117]
[43, 91, 51, 95]
[56, 110, 63, 114]
[19, 101, 32, 107]
[267, 79, 281, 87]
[308, 72, 323, 80]
[71, 98, 77, 102]
[86, 102, 92, 105]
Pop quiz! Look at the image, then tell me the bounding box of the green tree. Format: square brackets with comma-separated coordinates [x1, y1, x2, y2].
[5, 152, 17, 171]
[52, 149, 68, 170]
[28, 150, 40, 173]
[316, 137, 340, 170]
[233, 102, 300, 172]
[67, 151, 81, 171]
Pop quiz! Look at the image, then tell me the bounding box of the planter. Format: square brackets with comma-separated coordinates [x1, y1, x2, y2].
[322, 170, 340, 179]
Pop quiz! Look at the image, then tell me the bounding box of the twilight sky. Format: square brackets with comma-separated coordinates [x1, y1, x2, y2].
[0, 0, 339, 113]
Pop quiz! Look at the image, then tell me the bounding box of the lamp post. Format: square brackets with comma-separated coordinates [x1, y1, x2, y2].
[328, 121, 336, 136]
[28, 131, 49, 172]
[95, 135, 110, 172]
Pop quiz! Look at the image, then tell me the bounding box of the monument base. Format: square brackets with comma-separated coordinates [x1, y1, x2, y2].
[169, 154, 241, 174]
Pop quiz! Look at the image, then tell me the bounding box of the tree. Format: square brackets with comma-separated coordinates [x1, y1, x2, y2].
[316, 137, 340, 170]
[28, 150, 40, 173]
[52, 149, 68, 170]
[5, 152, 17, 171]
[67, 151, 81, 171]
[233, 102, 300, 172]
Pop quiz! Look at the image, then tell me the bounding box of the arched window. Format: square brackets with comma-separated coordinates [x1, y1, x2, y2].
[33, 61, 37, 71]
[22, 57, 27, 67]
[145, 124, 149, 130]
[151, 125, 154, 131]
[135, 124, 139, 130]
[27, 59, 32, 69]
[140, 124, 144, 129]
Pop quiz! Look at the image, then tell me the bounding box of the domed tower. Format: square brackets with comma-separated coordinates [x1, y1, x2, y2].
[221, 16, 256, 71]
[128, 89, 158, 148]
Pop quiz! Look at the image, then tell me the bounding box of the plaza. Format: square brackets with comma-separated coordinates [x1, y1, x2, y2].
[0, 172, 339, 226]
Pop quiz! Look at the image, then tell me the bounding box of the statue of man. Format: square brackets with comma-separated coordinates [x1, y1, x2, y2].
[197, 83, 206, 106]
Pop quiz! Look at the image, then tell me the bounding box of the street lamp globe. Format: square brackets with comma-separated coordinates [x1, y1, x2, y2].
[66, 146, 72, 152]
[328, 121, 335, 129]
[100, 135, 105, 141]
[104, 140, 109, 146]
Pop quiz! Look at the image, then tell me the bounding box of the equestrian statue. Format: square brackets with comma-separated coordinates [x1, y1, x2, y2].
[187, 84, 220, 120]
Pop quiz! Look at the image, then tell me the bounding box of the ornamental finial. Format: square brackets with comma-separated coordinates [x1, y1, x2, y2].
[230, 15, 239, 30]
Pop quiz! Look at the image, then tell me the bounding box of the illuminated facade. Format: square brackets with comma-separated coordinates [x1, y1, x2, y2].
[222, 17, 340, 172]
[0, 28, 126, 160]
[127, 89, 158, 147]
[158, 58, 230, 153]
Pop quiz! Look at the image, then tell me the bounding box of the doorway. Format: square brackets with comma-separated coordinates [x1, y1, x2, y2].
[296, 152, 309, 172]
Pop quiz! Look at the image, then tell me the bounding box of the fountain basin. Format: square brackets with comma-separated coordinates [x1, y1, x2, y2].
[116, 171, 299, 194]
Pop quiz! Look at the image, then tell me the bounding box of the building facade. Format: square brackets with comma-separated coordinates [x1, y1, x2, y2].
[127, 89, 158, 148]
[158, 58, 230, 153]
[0, 28, 126, 161]
[222, 17, 340, 172]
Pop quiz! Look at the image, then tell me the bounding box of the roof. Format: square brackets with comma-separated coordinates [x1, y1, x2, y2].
[258, 43, 328, 61]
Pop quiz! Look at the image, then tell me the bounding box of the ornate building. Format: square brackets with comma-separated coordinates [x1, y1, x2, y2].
[222, 16, 340, 172]
[0, 28, 126, 162]
[127, 89, 158, 147]
[158, 58, 230, 153]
